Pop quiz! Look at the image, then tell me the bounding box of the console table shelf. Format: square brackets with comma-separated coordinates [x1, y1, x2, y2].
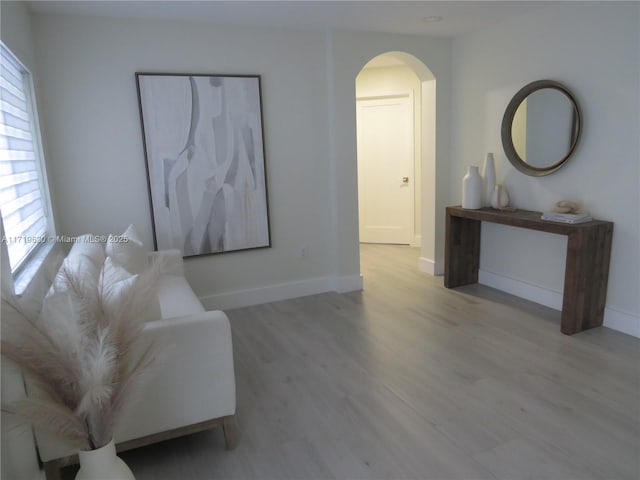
[444, 206, 613, 335]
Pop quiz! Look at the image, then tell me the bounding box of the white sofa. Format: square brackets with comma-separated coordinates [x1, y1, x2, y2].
[8, 227, 237, 480]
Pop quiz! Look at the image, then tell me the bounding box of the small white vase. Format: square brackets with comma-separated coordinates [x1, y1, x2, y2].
[482, 153, 496, 207]
[462, 166, 483, 209]
[76, 439, 135, 480]
[491, 185, 510, 209]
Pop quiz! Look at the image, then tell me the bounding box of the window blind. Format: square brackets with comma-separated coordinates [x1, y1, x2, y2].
[0, 43, 49, 273]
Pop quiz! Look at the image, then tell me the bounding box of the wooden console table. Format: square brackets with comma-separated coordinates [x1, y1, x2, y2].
[444, 206, 613, 335]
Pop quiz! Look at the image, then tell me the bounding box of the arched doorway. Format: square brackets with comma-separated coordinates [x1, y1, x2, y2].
[355, 51, 438, 274]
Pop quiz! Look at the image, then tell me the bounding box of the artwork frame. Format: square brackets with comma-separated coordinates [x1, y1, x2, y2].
[136, 72, 271, 257]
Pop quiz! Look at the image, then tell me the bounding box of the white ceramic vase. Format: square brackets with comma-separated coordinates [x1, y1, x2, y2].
[75, 439, 135, 480]
[462, 166, 483, 209]
[482, 153, 496, 207]
[491, 185, 510, 209]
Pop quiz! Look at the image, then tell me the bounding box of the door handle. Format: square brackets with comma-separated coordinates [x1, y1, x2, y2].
[401, 177, 409, 184]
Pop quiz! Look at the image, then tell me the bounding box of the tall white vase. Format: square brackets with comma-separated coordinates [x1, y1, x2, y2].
[462, 166, 483, 209]
[482, 153, 496, 207]
[76, 439, 135, 480]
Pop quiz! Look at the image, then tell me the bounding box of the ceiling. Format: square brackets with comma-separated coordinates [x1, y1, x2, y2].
[26, 1, 556, 38]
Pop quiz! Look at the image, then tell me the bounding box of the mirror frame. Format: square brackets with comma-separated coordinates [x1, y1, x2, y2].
[501, 80, 582, 177]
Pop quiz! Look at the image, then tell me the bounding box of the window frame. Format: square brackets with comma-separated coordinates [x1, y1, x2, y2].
[1, 41, 55, 285]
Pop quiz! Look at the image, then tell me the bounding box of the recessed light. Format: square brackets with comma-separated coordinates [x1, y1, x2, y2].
[422, 16, 443, 23]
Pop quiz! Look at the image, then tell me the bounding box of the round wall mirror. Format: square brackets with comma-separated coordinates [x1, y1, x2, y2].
[501, 80, 582, 176]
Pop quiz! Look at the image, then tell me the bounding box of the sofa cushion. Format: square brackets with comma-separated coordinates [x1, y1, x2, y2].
[106, 224, 147, 275]
[156, 275, 205, 319]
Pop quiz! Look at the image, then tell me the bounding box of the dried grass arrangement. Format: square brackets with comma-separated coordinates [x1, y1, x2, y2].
[1, 256, 165, 451]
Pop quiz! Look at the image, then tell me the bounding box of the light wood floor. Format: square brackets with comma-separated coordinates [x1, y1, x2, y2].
[63, 244, 640, 479]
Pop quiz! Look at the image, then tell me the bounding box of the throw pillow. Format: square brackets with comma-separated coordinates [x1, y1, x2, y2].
[68, 234, 105, 267]
[106, 224, 147, 275]
[51, 253, 102, 296]
[43, 252, 102, 332]
[100, 256, 139, 319]
[100, 256, 162, 323]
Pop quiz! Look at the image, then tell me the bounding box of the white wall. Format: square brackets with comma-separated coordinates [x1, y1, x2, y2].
[25, 5, 634, 336]
[451, 2, 640, 336]
[31, 13, 336, 307]
[29, 13, 453, 306]
[1, 3, 45, 478]
[1, 1, 37, 70]
[356, 64, 423, 245]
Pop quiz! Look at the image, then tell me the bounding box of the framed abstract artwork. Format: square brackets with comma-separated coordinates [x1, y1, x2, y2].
[136, 73, 271, 257]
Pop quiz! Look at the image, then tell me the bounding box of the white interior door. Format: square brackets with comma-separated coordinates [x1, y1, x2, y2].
[357, 95, 414, 244]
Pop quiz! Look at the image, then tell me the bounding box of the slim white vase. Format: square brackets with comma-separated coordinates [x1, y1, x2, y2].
[462, 166, 483, 209]
[482, 153, 496, 207]
[75, 439, 135, 480]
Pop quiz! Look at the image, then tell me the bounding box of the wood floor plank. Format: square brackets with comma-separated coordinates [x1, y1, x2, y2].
[61, 244, 639, 480]
[472, 436, 601, 480]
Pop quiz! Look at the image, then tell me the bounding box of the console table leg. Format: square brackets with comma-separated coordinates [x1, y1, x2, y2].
[445, 213, 481, 288]
[562, 224, 613, 334]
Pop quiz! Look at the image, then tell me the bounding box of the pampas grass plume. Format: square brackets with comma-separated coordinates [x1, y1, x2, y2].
[1, 253, 168, 450]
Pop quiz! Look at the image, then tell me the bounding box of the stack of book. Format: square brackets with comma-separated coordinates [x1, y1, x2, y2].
[540, 212, 593, 224]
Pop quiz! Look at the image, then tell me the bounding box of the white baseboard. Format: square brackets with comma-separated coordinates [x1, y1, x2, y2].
[200, 270, 639, 338]
[479, 269, 563, 310]
[200, 274, 363, 311]
[478, 269, 639, 338]
[335, 274, 364, 293]
[602, 307, 640, 338]
[418, 256, 444, 276]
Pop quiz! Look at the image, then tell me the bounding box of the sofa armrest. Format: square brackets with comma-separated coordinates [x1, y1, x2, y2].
[35, 310, 236, 462]
[147, 249, 184, 276]
[114, 310, 236, 442]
